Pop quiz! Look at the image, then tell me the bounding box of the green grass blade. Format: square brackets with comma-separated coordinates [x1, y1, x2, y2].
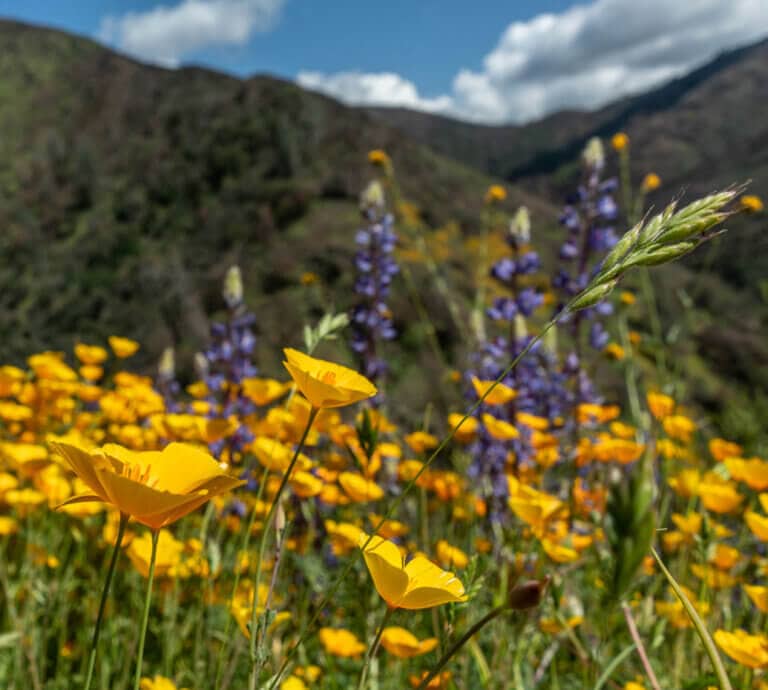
[651, 548, 733, 690]
[593, 644, 636, 690]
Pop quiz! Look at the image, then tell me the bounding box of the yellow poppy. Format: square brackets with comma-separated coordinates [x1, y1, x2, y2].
[282, 348, 377, 409]
[108, 336, 140, 359]
[482, 413, 519, 441]
[435, 539, 469, 569]
[358, 533, 467, 609]
[380, 627, 438, 658]
[714, 629, 768, 668]
[471, 377, 516, 405]
[744, 585, 768, 613]
[338, 472, 384, 502]
[318, 627, 366, 658]
[53, 441, 244, 529]
[447, 413, 478, 443]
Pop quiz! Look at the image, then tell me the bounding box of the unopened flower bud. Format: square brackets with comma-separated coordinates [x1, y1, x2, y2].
[223, 266, 243, 308]
[194, 352, 209, 379]
[508, 578, 548, 610]
[509, 206, 531, 244]
[582, 137, 605, 170]
[158, 347, 175, 381]
[360, 180, 385, 213]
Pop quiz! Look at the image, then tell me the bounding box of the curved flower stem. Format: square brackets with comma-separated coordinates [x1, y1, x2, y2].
[415, 605, 507, 690]
[84, 512, 128, 690]
[248, 406, 319, 690]
[357, 606, 395, 690]
[133, 529, 160, 690]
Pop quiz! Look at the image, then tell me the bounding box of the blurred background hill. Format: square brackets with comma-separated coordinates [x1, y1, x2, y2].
[0, 20, 766, 433]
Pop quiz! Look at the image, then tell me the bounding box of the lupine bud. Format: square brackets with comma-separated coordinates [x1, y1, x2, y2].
[223, 265, 244, 308]
[359, 180, 385, 212]
[509, 206, 531, 244]
[194, 352, 209, 379]
[158, 347, 175, 381]
[582, 137, 605, 170]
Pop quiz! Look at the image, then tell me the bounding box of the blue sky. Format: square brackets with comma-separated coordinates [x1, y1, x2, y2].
[4, 0, 766, 123]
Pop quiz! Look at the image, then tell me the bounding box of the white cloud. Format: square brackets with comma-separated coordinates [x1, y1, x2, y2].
[296, 71, 453, 114]
[296, 0, 766, 124]
[98, 0, 286, 67]
[451, 0, 767, 123]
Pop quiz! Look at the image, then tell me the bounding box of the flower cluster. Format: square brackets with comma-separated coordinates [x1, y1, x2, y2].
[350, 181, 399, 392]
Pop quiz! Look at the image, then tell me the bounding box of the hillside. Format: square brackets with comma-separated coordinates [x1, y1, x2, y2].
[0, 19, 550, 392]
[0, 20, 765, 431]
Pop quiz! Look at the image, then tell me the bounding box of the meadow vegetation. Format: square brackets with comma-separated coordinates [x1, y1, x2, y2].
[0, 134, 765, 690]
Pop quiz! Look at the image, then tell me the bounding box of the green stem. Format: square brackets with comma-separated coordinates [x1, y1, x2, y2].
[416, 605, 506, 690]
[214, 467, 269, 690]
[357, 607, 395, 690]
[133, 529, 160, 690]
[84, 512, 128, 690]
[248, 407, 319, 690]
[639, 267, 668, 381]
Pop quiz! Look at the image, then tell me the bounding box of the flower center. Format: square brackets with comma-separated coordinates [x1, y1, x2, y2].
[321, 371, 337, 385]
[120, 462, 159, 489]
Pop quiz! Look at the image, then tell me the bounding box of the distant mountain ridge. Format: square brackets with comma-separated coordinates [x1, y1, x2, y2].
[0, 19, 766, 433]
[362, 36, 768, 182]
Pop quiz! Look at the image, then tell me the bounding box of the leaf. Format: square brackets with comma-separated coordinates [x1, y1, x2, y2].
[0, 632, 21, 649]
[593, 643, 636, 690]
[651, 548, 733, 690]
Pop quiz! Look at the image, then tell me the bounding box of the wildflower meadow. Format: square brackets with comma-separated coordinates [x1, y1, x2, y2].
[0, 132, 766, 690]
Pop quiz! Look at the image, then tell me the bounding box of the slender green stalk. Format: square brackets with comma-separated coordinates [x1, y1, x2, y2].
[593, 643, 636, 690]
[651, 548, 733, 690]
[415, 605, 507, 690]
[357, 606, 395, 690]
[133, 529, 160, 690]
[84, 512, 128, 690]
[248, 406, 319, 690]
[213, 467, 270, 690]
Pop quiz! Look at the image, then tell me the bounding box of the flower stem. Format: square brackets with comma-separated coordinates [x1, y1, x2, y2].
[213, 467, 269, 690]
[621, 601, 661, 690]
[416, 605, 506, 690]
[84, 512, 128, 690]
[248, 406, 319, 690]
[357, 606, 395, 690]
[133, 529, 160, 690]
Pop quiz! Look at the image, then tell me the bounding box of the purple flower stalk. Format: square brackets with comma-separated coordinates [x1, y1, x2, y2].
[350, 182, 399, 399]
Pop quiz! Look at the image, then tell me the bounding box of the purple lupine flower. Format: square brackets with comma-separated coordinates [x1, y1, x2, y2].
[350, 182, 399, 398]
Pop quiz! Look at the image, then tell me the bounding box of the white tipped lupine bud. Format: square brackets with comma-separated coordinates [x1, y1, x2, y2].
[509, 206, 531, 244]
[360, 180, 385, 212]
[194, 352, 209, 379]
[223, 265, 243, 308]
[514, 314, 528, 339]
[158, 347, 175, 381]
[543, 324, 559, 355]
[582, 137, 604, 170]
